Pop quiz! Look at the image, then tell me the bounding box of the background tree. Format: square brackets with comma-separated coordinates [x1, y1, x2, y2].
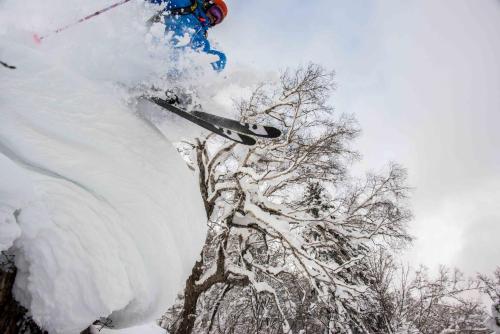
[479, 268, 500, 333]
[363, 250, 491, 334]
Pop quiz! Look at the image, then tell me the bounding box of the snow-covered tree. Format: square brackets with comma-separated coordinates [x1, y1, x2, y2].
[161, 64, 413, 334]
[479, 268, 500, 333]
[362, 251, 491, 334]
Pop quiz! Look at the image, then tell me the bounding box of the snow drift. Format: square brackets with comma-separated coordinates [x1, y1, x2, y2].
[0, 0, 230, 332]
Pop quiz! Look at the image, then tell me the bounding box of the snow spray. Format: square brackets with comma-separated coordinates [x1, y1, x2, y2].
[33, 0, 133, 44]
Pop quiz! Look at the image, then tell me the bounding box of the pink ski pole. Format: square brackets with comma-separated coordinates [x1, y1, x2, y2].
[33, 0, 133, 44]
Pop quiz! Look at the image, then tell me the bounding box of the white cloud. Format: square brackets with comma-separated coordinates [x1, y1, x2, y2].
[216, 0, 500, 274]
[360, 0, 500, 274]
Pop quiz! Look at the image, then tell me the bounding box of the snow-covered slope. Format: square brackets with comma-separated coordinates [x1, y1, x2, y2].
[0, 0, 218, 333]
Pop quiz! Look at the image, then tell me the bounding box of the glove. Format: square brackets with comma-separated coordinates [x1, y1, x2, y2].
[208, 50, 227, 72]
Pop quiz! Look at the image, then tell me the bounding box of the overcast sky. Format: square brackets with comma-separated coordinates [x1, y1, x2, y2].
[213, 0, 500, 275]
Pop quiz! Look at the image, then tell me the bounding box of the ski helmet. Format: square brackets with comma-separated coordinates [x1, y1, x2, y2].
[212, 0, 228, 17]
[205, 0, 228, 25]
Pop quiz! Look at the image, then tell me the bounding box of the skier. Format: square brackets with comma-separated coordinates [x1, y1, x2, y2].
[147, 0, 228, 72]
[142, 1, 282, 145]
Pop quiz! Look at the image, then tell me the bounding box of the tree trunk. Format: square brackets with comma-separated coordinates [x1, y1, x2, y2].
[0, 257, 46, 334]
[173, 256, 205, 334]
[0, 266, 19, 334]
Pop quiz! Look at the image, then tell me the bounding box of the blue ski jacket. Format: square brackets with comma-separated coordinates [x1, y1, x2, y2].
[148, 0, 227, 71]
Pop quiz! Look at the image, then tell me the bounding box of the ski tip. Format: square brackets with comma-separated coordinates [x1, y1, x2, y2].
[33, 33, 42, 45]
[222, 128, 256, 146]
[264, 126, 282, 138]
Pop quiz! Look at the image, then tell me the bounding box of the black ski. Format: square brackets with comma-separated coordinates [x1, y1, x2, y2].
[146, 97, 257, 146]
[191, 111, 281, 139]
[1, 61, 16, 69]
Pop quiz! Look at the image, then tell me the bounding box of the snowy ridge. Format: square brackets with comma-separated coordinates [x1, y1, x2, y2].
[0, 0, 226, 332]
